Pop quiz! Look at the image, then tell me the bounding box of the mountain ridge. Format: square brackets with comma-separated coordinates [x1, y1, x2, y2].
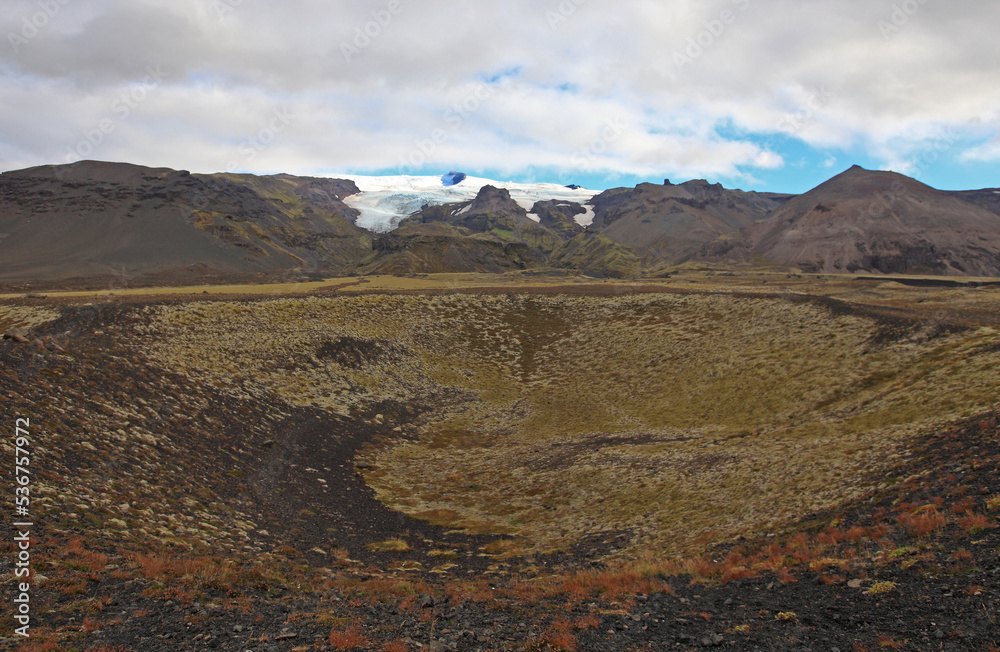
[2, 160, 999, 286]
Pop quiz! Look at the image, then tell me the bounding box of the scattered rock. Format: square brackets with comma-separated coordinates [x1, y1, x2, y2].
[3, 328, 29, 343]
[42, 336, 65, 352]
[427, 641, 453, 652]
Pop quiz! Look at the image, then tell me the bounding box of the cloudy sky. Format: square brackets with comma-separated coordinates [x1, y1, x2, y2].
[1, 0, 998, 192]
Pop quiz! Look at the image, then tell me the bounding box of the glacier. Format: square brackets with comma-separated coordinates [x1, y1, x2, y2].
[333, 174, 599, 233]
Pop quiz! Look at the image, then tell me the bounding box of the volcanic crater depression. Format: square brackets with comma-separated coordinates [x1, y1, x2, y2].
[142, 288, 1000, 559]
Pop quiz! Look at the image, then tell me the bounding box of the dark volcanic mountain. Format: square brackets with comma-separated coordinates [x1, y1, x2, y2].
[744, 166, 1000, 275]
[588, 179, 793, 264]
[0, 161, 374, 286]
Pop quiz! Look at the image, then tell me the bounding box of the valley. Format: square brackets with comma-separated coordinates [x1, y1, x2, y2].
[2, 273, 999, 650]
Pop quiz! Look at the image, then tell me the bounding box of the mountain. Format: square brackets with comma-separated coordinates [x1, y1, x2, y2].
[743, 165, 1000, 275]
[951, 187, 1000, 218]
[0, 160, 376, 286]
[587, 179, 793, 265]
[529, 200, 586, 239]
[3, 160, 999, 287]
[368, 185, 639, 277]
[336, 174, 598, 232]
[367, 185, 555, 274]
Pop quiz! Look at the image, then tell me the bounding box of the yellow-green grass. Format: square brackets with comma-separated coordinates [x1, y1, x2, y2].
[0, 279, 354, 299]
[0, 303, 62, 331]
[142, 287, 1000, 558]
[0, 271, 599, 299]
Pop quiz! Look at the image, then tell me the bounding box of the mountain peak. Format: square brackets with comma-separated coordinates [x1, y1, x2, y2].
[464, 184, 524, 217]
[746, 166, 1000, 275]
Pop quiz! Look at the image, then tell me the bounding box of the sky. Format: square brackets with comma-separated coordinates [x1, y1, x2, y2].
[1, 0, 999, 194]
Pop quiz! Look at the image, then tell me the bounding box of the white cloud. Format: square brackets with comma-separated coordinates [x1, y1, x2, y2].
[1, 0, 999, 183]
[962, 138, 1000, 163]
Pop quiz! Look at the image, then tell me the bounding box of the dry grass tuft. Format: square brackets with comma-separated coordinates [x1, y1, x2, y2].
[381, 640, 411, 652]
[867, 581, 896, 595]
[896, 506, 947, 538]
[365, 539, 412, 553]
[329, 621, 370, 650]
[541, 618, 579, 651]
[957, 512, 996, 535]
[876, 634, 904, 648]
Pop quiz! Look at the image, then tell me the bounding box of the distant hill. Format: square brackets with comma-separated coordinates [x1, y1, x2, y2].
[587, 179, 793, 265]
[742, 166, 1000, 275]
[951, 187, 1000, 219]
[0, 161, 375, 286]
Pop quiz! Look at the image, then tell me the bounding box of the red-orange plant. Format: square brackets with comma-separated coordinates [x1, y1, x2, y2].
[329, 621, 369, 650]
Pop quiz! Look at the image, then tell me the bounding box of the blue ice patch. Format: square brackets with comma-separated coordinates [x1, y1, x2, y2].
[441, 171, 467, 186]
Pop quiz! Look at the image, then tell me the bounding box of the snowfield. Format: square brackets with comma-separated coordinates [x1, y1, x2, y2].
[332, 174, 598, 232]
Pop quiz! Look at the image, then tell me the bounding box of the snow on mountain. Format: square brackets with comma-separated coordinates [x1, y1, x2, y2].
[332, 174, 599, 232]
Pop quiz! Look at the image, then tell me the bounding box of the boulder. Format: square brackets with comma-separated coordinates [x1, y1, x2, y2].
[2, 328, 29, 343]
[42, 336, 65, 352]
